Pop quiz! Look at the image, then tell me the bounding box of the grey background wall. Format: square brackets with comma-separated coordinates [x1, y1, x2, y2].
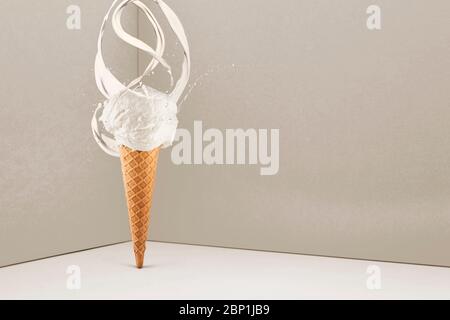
[0, 0, 137, 266]
[1, 0, 449, 267]
[143, 0, 450, 267]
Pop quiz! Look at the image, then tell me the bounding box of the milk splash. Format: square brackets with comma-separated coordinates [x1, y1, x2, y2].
[91, 0, 191, 156]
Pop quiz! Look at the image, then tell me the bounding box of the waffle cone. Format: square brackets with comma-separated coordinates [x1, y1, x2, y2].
[119, 145, 160, 269]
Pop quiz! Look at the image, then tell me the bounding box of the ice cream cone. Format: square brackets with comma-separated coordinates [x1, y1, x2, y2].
[119, 145, 160, 269]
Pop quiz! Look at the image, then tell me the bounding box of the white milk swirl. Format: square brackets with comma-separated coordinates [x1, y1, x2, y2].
[92, 0, 191, 156]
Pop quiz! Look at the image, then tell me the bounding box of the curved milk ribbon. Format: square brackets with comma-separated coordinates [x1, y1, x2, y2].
[92, 0, 191, 156]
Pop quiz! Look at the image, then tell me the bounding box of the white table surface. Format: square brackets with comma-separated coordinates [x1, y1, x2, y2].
[1, 242, 449, 300]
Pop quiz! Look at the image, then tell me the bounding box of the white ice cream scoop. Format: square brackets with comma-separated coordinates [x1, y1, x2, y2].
[92, 0, 190, 156]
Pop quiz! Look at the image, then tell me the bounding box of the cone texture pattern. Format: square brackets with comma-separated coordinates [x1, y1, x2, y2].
[120, 145, 160, 268]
